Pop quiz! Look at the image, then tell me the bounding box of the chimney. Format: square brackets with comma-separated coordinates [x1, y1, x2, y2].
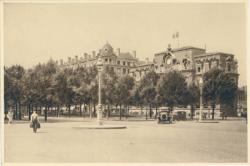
[132, 50, 136, 58]
[84, 53, 88, 59]
[55, 60, 58, 65]
[60, 59, 63, 65]
[68, 57, 71, 62]
[117, 48, 120, 56]
[92, 51, 96, 57]
[168, 44, 172, 51]
[75, 55, 78, 61]
[88, 54, 91, 59]
[99, 49, 101, 54]
[146, 57, 149, 63]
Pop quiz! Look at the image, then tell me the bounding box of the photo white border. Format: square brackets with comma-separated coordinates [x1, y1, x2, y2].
[1, 0, 249, 166]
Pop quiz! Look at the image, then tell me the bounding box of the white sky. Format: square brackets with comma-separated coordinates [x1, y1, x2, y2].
[4, 3, 247, 86]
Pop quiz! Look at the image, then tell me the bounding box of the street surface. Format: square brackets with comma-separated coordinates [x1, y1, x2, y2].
[4, 118, 247, 163]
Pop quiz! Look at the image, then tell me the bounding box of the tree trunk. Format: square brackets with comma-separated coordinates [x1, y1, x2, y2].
[108, 105, 111, 118]
[89, 104, 92, 119]
[149, 104, 152, 118]
[107, 104, 110, 119]
[57, 105, 60, 117]
[79, 103, 82, 116]
[39, 106, 42, 115]
[155, 106, 158, 119]
[28, 104, 31, 120]
[93, 103, 96, 117]
[15, 102, 18, 120]
[212, 105, 215, 120]
[127, 105, 129, 119]
[190, 104, 194, 120]
[68, 105, 71, 117]
[119, 105, 122, 120]
[45, 106, 48, 122]
[18, 102, 21, 120]
[140, 105, 143, 116]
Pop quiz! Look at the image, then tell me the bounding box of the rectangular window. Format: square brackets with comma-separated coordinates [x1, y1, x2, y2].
[128, 62, 130, 66]
[123, 68, 126, 74]
[197, 67, 201, 73]
[117, 61, 120, 65]
[123, 61, 126, 66]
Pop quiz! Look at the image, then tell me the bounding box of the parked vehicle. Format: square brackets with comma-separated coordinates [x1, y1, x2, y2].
[157, 111, 172, 124]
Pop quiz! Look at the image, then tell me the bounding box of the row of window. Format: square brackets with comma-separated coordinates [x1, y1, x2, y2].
[104, 58, 132, 66]
[196, 62, 233, 73]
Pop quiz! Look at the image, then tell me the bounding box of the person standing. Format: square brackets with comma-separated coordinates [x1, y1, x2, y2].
[30, 111, 40, 133]
[7, 108, 13, 124]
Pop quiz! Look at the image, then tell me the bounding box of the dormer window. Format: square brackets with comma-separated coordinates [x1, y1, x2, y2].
[172, 59, 177, 65]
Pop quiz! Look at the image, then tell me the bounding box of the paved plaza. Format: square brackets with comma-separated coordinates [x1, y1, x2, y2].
[4, 118, 247, 163]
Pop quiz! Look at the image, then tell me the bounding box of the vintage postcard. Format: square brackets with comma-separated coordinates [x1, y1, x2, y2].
[1, 0, 248, 165]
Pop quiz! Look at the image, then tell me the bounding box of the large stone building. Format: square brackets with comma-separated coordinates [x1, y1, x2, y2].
[152, 44, 238, 86]
[59, 42, 141, 77]
[59, 42, 239, 117]
[151, 44, 238, 117]
[59, 42, 238, 85]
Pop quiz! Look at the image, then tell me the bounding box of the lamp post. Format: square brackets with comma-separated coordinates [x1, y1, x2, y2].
[199, 77, 203, 122]
[96, 56, 103, 125]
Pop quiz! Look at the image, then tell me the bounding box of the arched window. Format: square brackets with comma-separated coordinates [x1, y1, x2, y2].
[197, 67, 201, 73]
[227, 64, 231, 72]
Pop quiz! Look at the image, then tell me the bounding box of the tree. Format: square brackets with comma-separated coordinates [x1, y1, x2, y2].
[203, 68, 237, 119]
[54, 68, 74, 118]
[113, 75, 135, 120]
[138, 71, 159, 119]
[101, 66, 118, 118]
[187, 83, 200, 119]
[157, 70, 189, 112]
[4, 65, 25, 120]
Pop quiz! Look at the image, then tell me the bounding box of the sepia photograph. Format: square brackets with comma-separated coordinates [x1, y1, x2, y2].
[1, 1, 248, 165]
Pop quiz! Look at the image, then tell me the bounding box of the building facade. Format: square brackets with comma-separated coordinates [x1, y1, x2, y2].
[59, 42, 140, 77]
[59, 42, 239, 117]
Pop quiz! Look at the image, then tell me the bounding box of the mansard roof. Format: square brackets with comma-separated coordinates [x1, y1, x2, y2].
[117, 52, 136, 60]
[194, 52, 234, 58]
[155, 46, 205, 55]
[172, 46, 205, 52]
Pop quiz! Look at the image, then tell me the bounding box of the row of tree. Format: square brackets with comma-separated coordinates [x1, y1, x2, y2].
[4, 59, 237, 121]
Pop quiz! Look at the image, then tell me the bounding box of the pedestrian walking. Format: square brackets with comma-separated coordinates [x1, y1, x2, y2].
[30, 111, 40, 133]
[7, 108, 13, 124]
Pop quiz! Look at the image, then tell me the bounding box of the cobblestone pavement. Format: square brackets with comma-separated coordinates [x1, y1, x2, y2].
[4, 118, 247, 163]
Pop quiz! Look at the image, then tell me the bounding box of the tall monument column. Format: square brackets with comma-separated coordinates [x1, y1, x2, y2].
[96, 56, 103, 125]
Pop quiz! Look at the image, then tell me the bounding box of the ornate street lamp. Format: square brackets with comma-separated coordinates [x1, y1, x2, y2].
[199, 77, 203, 122]
[96, 56, 103, 125]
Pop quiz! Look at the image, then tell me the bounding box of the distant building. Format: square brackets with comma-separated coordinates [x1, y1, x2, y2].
[152, 44, 239, 117]
[237, 86, 247, 115]
[59, 42, 140, 77]
[153, 44, 238, 86]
